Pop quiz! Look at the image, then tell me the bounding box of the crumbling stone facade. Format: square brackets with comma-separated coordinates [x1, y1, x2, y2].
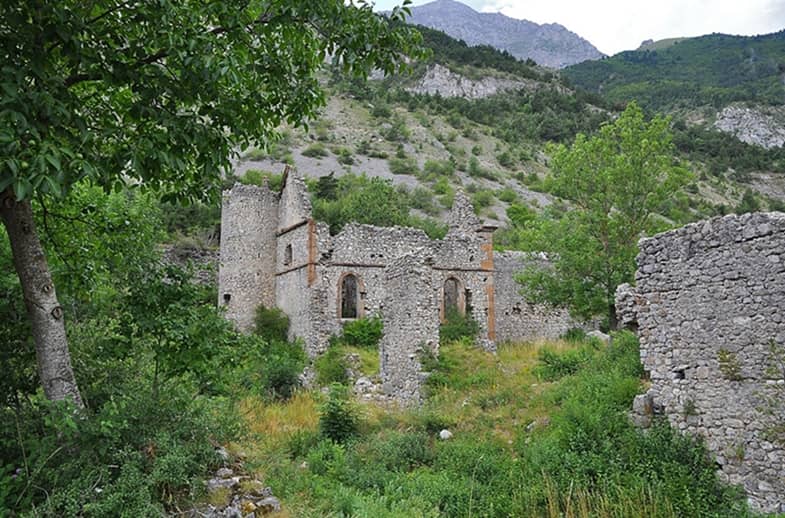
[219, 167, 577, 403]
[619, 212, 785, 513]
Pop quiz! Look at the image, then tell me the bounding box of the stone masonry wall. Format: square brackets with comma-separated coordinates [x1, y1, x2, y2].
[621, 212, 785, 513]
[493, 251, 578, 343]
[218, 183, 278, 331]
[379, 252, 441, 405]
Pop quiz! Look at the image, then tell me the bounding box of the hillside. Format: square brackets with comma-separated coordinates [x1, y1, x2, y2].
[233, 27, 784, 238]
[405, 0, 604, 68]
[564, 30, 785, 110]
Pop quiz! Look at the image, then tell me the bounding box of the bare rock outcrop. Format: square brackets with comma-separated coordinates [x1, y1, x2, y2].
[714, 105, 785, 149]
[407, 64, 535, 99]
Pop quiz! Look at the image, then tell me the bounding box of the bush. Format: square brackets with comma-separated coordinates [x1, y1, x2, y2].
[439, 308, 479, 344]
[302, 143, 329, 158]
[336, 148, 354, 165]
[315, 342, 349, 385]
[341, 317, 384, 349]
[240, 169, 284, 191]
[422, 159, 455, 178]
[1, 380, 239, 516]
[319, 384, 359, 443]
[535, 345, 595, 381]
[259, 339, 306, 400]
[388, 157, 419, 176]
[253, 304, 290, 343]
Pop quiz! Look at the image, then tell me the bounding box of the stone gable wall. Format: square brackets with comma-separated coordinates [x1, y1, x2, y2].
[621, 212, 785, 513]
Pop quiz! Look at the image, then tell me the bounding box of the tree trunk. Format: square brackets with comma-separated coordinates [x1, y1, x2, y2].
[0, 189, 83, 407]
[608, 302, 618, 332]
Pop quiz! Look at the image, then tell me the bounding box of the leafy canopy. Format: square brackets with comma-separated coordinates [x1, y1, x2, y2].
[0, 0, 424, 202]
[516, 102, 690, 326]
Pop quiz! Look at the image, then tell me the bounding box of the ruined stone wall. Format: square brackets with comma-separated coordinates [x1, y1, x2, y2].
[379, 253, 440, 405]
[622, 212, 785, 513]
[218, 184, 278, 331]
[433, 233, 496, 351]
[493, 251, 578, 343]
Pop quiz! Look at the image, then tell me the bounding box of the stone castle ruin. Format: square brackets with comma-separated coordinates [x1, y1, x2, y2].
[618, 212, 785, 513]
[218, 167, 575, 403]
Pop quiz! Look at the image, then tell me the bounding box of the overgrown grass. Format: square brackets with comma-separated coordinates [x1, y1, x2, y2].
[237, 333, 753, 517]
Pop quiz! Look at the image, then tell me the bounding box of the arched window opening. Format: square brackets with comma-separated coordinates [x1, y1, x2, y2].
[340, 274, 359, 319]
[284, 244, 293, 266]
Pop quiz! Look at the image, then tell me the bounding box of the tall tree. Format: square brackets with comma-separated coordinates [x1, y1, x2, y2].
[0, 0, 424, 405]
[516, 102, 690, 329]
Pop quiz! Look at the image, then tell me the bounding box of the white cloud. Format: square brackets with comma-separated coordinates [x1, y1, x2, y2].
[375, 0, 785, 54]
[477, 0, 785, 54]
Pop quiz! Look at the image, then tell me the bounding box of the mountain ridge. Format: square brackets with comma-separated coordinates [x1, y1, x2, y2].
[405, 0, 604, 68]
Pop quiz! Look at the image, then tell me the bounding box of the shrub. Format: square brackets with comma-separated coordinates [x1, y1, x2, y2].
[319, 384, 359, 443]
[315, 342, 349, 385]
[302, 143, 329, 158]
[1, 379, 239, 516]
[471, 190, 494, 210]
[341, 317, 384, 349]
[259, 339, 306, 400]
[388, 157, 419, 176]
[439, 308, 479, 344]
[422, 159, 455, 178]
[253, 304, 290, 343]
[337, 147, 354, 165]
[497, 187, 518, 203]
[535, 345, 595, 381]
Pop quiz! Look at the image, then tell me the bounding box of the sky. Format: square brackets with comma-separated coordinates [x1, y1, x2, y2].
[373, 0, 785, 55]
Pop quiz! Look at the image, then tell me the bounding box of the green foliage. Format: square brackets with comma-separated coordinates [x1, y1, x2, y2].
[565, 31, 785, 110]
[341, 317, 384, 349]
[311, 174, 409, 233]
[735, 188, 762, 214]
[416, 25, 553, 82]
[0, 1, 424, 205]
[439, 308, 479, 345]
[516, 103, 690, 327]
[239, 169, 284, 191]
[381, 114, 410, 142]
[302, 142, 330, 158]
[257, 339, 306, 400]
[496, 187, 518, 203]
[315, 342, 350, 386]
[673, 124, 785, 180]
[406, 186, 440, 216]
[470, 189, 495, 211]
[319, 384, 359, 443]
[0, 381, 239, 516]
[422, 159, 455, 179]
[254, 304, 290, 343]
[336, 148, 355, 165]
[717, 349, 744, 381]
[388, 157, 420, 176]
[535, 343, 597, 381]
[309, 173, 444, 239]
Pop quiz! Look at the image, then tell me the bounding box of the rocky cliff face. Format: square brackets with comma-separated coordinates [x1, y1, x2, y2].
[407, 0, 604, 68]
[714, 105, 785, 149]
[406, 64, 537, 98]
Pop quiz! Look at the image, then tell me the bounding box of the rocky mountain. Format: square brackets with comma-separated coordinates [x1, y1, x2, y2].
[406, 0, 604, 68]
[405, 63, 539, 98]
[714, 105, 785, 149]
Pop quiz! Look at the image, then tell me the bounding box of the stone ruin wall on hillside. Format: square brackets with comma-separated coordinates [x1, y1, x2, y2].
[218, 168, 580, 405]
[617, 212, 785, 513]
